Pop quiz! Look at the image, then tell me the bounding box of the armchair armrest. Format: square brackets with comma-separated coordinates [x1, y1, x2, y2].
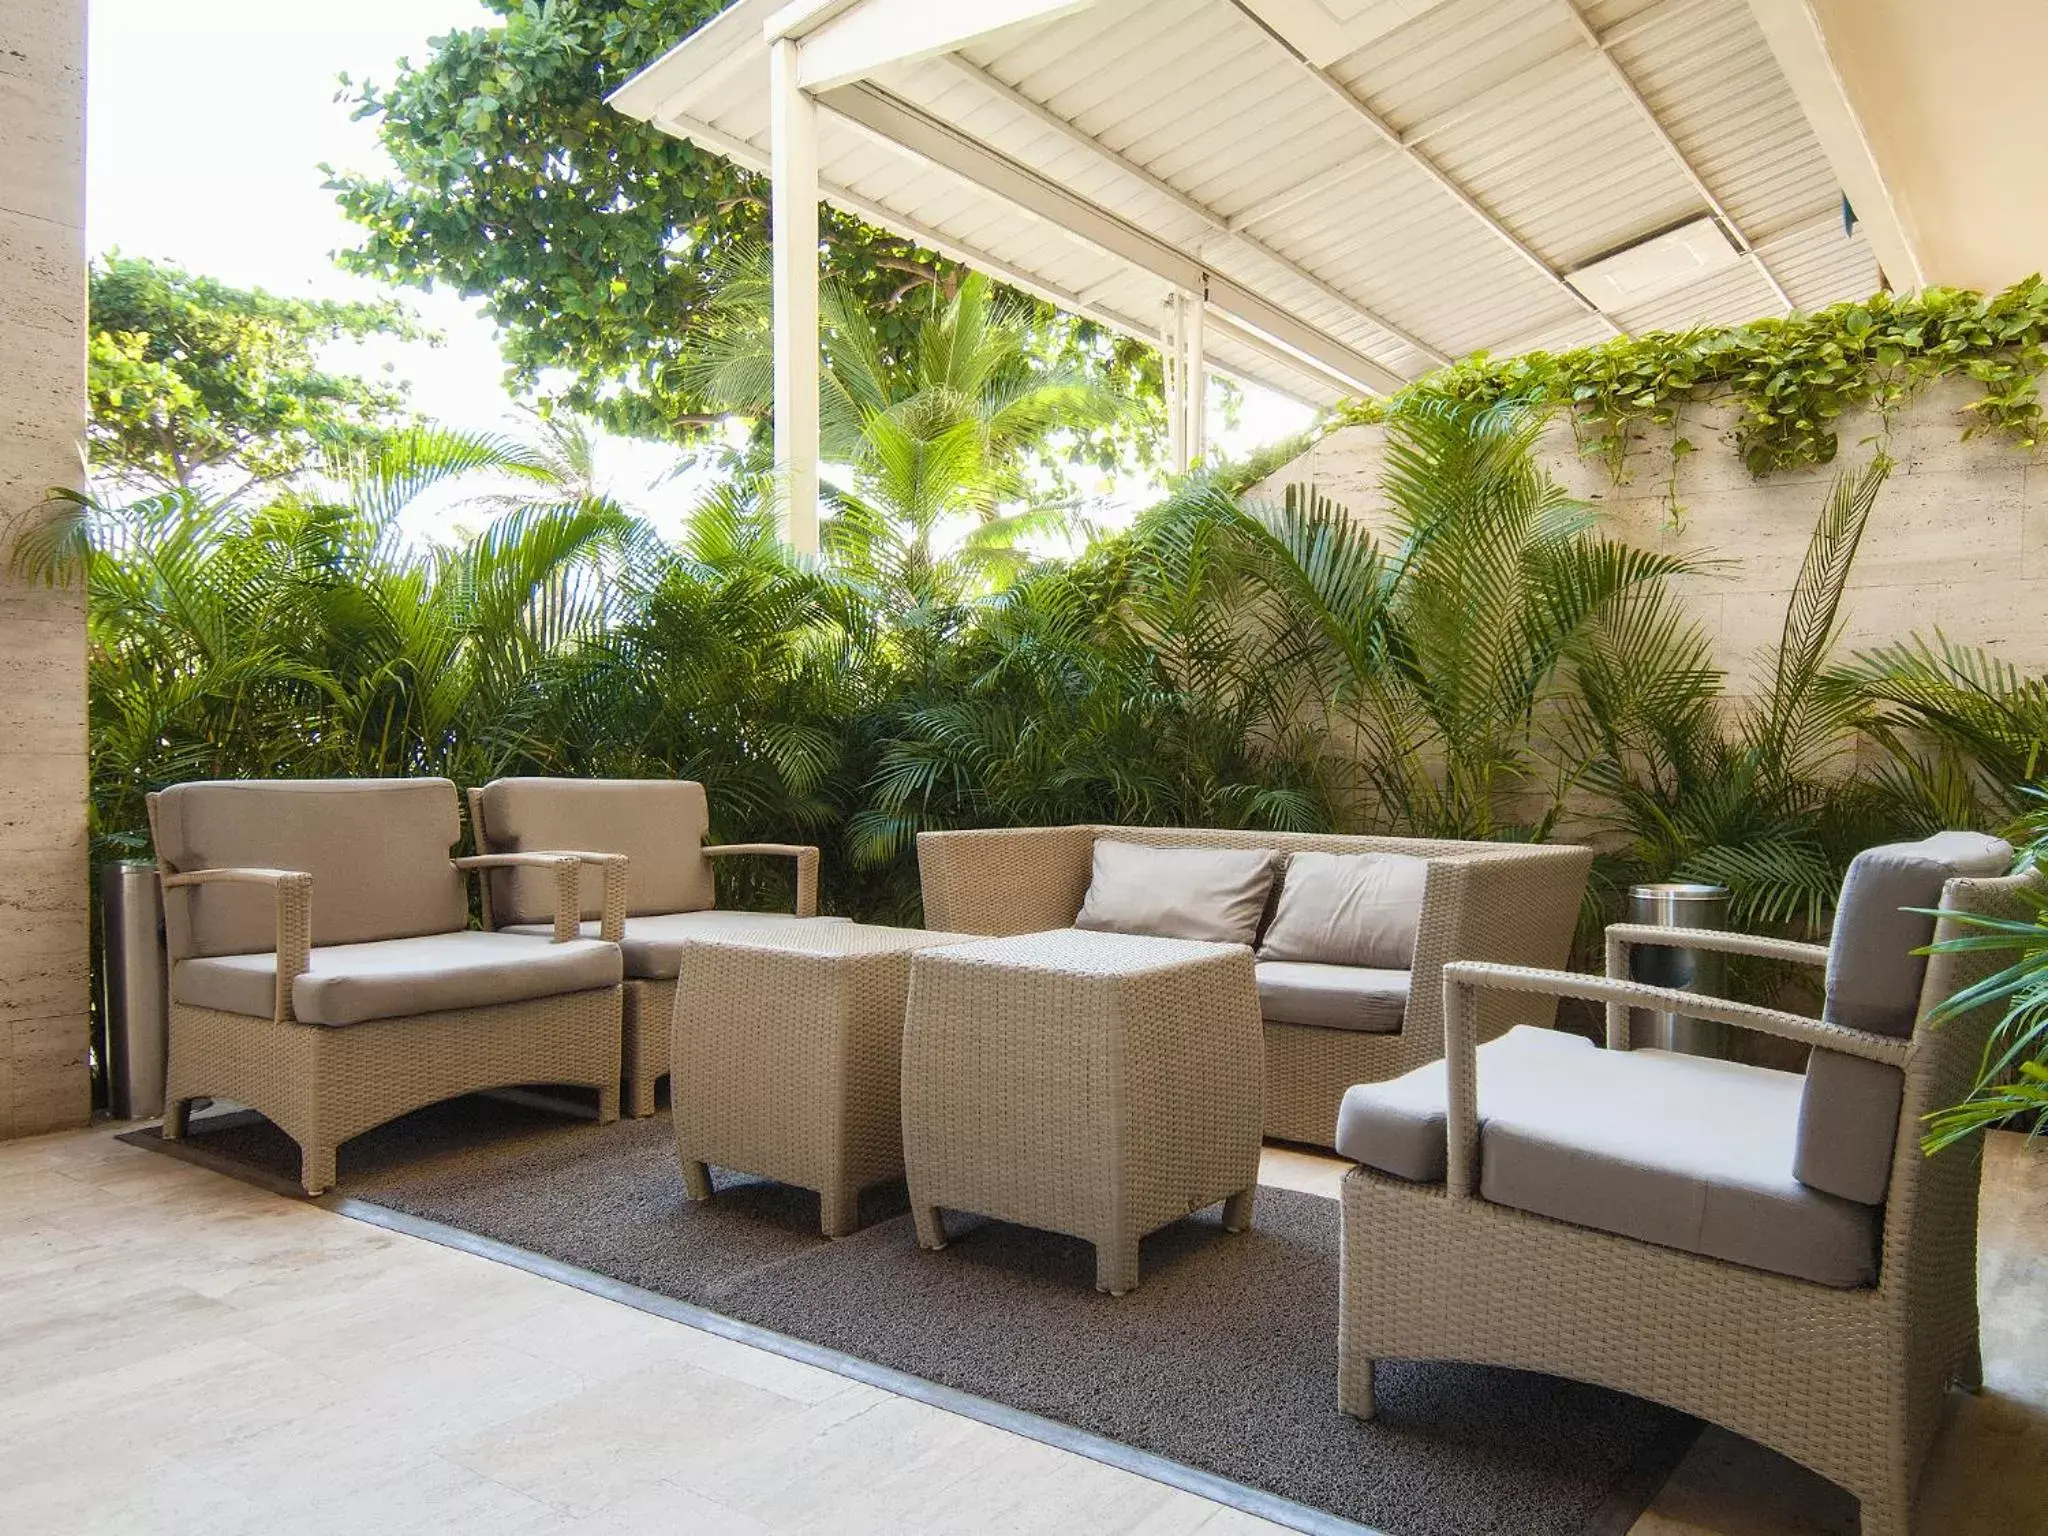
[1401, 843, 1596, 1058]
[455, 851, 628, 943]
[160, 867, 313, 1023]
[703, 842, 820, 918]
[1600, 924, 1831, 1047]
[1437, 960, 1908, 1198]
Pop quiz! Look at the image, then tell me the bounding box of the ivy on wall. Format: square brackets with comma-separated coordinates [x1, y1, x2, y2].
[1328, 276, 2048, 481]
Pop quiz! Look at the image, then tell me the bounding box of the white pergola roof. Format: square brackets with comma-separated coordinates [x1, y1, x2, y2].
[612, 0, 1879, 412]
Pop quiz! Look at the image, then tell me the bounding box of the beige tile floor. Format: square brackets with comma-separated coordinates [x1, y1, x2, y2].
[1, 1124, 2043, 1536]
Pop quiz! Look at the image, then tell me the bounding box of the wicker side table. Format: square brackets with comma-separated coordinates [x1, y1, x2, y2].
[671, 922, 971, 1237]
[902, 929, 1264, 1295]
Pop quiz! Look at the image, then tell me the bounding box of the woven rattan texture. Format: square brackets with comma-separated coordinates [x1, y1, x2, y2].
[900, 929, 1263, 1294]
[916, 825, 1591, 1147]
[1337, 871, 2039, 1536]
[670, 924, 972, 1237]
[161, 988, 622, 1195]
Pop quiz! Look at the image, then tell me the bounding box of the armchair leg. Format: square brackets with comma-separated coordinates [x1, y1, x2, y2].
[627, 1074, 658, 1120]
[596, 1083, 620, 1124]
[679, 1159, 713, 1202]
[1339, 1356, 1377, 1420]
[162, 1099, 190, 1142]
[820, 1184, 858, 1240]
[300, 1141, 337, 1198]
[1221, 1186, 1256, 1233]
[1854, 1470, 1915, 1536]
[1958, 1336, 1985, 1393]
[1094, 1233, 1140, 1297]
[912, 1204, 948, 1252]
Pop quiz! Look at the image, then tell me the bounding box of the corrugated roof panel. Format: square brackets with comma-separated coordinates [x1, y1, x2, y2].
[1759, 219, 1878, 313]
[1419, 62, 1700, 269]
[1339, 0, 1578, 133]
[1617, 0, 1838, 241]
[624, 0, 1886, 401]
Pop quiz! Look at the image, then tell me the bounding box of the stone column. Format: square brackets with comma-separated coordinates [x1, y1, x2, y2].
[0, 0, 91, 1137]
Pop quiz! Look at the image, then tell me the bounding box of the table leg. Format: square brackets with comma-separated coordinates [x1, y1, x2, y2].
[1096, 1232, 1140, 1297]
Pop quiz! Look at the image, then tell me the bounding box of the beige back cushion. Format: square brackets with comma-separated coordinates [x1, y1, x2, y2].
[1257, 851, 1429, 968]
[477, 778, 714, 926]
[1073, 839, 1276, 945]
[1795, 830, 2012, 1206]
[154, 778, 467, 958]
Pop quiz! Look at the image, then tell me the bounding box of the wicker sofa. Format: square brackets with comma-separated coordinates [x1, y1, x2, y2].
[470, 778, 832, 1116]
[150, 778, 626, 1195]
[916, 824, 1593, 1147]
[1334, 833, 2025, 1536]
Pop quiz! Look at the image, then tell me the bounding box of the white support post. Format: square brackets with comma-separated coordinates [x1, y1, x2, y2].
[1186, 291, 1206, 466]
[1162, 294, 1186, 475]
[770, 37, 821, 553]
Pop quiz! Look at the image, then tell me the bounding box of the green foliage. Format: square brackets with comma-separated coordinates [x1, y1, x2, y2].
[1335, 278, 2048, 480]
[328, 0, 1161, 472]
[29, 374, 2044, 932]
[88, 255, 421, 497]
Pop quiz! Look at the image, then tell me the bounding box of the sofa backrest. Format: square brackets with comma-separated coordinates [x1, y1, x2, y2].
[152, 778, 468, 958]
[475, 777, 714, 926]
[1794, 831, 2012, 1206]
[916, 821, 1561, 938]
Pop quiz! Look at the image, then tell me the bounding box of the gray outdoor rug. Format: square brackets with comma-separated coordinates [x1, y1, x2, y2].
[128, 1096, 1698, 1536]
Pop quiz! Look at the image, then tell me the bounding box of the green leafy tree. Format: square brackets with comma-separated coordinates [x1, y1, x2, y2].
[327, 0, 1160, 468]
[88, 255, 421, 498]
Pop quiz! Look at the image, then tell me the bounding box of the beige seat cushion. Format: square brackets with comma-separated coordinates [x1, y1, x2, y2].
[1258, 851, 1428, 968]
[1338, 1026, 1880, 1289]
[1256, 961, 1406, 1033]
[503, 910, 850, 980]
[153, 778, 467, 957]
[477, 778, 715, 927]
[1073, 839, 1276, 945]
[173, 931, 622, 1026]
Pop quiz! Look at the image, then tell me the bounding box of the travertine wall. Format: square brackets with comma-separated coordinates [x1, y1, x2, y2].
[0, 0, 91, 1137]
[1252, 377, 2048, 693]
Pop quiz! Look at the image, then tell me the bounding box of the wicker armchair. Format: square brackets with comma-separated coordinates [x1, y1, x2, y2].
[149, 778, 626, 1195]
[470, 778, 831, 1116]
[1336, 835, 2028, 1536]
[916, 824, 1592, 1147]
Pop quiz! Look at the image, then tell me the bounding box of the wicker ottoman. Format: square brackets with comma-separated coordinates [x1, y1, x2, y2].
[901, 929, 1264, 1295]
[671, 923, 971, 1237]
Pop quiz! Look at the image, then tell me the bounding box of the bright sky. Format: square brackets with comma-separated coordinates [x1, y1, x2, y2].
[85, 0, 1314, 536]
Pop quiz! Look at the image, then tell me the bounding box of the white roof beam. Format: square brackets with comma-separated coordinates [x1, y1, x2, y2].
[1744, 0, 1924, 290]
[1222, 0, 1621, 335]
[782, 0, 1101, 93]
[636, 108, 1332, 406]
[933, 55, 1448, 369]
[1557, 0, 1793, 313]
[819, 81, 1408, 393]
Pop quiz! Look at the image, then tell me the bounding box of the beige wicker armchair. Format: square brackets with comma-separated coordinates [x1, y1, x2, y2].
[1336, 834, 2027, 1536]
[916, 824, 1592, 1147]
[149, 778, 626, 1195]
[470, 778, 831, 1116]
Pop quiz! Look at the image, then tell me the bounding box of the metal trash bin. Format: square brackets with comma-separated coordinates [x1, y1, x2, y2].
[101, 859, 169, 1119]
[1626, 881, 1731, 1058]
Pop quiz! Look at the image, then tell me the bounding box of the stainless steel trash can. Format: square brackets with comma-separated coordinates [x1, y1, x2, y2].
[1627, 881, 1731, 1058]
[101, 859, 169, 1119]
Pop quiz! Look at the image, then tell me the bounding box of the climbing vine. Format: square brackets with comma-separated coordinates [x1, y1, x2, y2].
[1333, 276, 2048, 481]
